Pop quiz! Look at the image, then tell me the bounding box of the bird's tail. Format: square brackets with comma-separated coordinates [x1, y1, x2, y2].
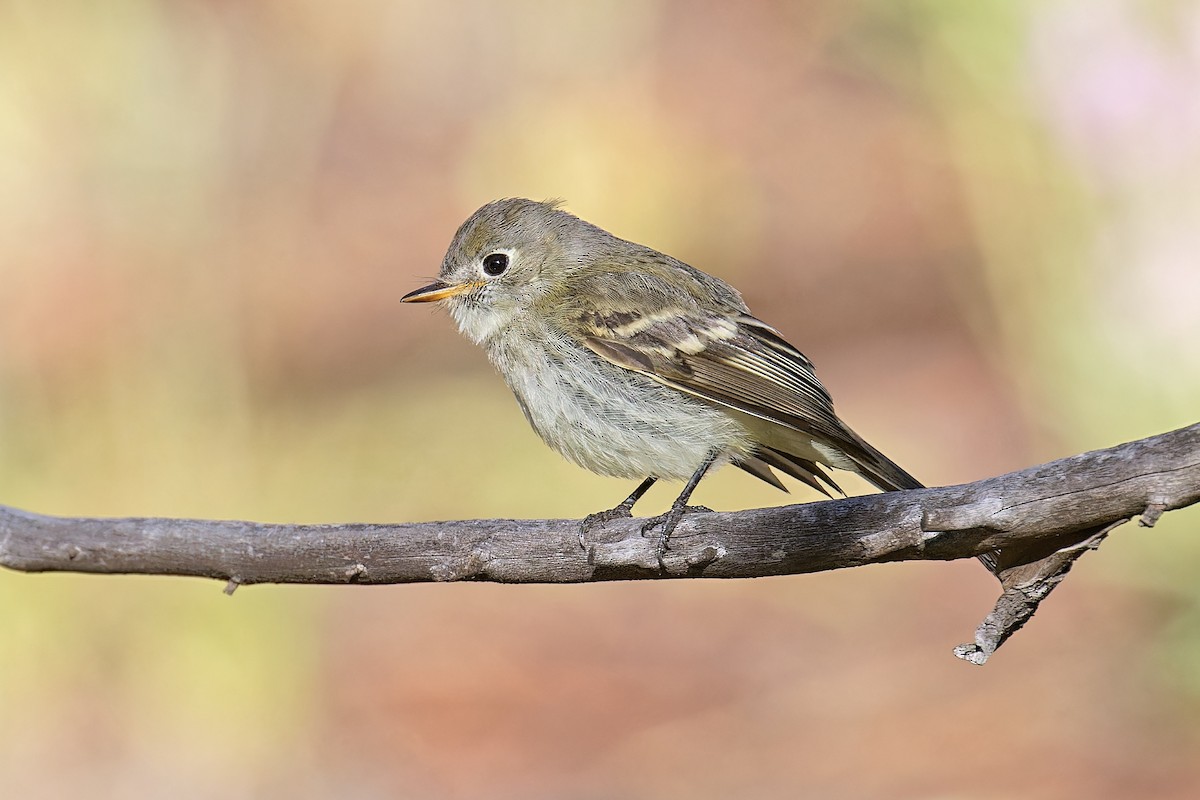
[732, 413, 922, 494]
[737, 414, 1003, 575]
[840, 428, 924, 492]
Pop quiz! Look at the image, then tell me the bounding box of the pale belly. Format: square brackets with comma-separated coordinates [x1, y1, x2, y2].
[488, 333, 753, 481]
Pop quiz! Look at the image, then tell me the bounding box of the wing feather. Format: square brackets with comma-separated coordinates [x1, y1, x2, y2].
[581, 316, 844, 444]
[559, 270, 922, 492]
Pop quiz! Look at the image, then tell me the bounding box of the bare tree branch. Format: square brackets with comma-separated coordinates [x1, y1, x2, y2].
[2, 423, 1197, 664]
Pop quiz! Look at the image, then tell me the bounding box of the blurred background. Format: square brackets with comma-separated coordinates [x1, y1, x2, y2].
[2, 0, 1199, 797]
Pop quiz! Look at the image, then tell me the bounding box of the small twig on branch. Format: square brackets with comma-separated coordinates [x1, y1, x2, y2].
[1, 423, 1197, 664]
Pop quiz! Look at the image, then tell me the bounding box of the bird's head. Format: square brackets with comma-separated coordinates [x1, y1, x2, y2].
[402, 198, 595, 344]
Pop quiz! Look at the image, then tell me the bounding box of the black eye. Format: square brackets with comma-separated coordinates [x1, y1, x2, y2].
[482, 253, 509, 276]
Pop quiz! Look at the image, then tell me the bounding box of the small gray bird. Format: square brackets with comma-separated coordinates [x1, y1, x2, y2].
[402, 198, 922, 547]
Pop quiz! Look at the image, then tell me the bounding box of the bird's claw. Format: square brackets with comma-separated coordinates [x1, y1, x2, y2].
[578, 502, 636, 550]
[639, 505, 715, 560]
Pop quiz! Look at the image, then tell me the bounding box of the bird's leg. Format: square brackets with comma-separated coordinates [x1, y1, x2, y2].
[578, 476, 658, 549]
[641, 451, 718, 556]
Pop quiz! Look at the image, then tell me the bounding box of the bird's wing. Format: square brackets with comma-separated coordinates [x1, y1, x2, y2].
[577, 307, 846, 444]
[559, 271, 921, 492]
[557, 270, 845, 444]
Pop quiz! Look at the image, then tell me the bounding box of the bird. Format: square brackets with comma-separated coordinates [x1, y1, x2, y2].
[402, 198, 923, 551]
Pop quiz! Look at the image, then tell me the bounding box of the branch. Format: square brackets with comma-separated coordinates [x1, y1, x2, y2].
[2, 423, 1197, 664]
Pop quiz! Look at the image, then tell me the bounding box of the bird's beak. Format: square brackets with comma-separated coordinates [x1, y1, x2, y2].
[400, 280, 475, 303]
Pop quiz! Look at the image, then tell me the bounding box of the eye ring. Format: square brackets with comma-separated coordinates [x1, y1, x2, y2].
[482, 253, 509, 276]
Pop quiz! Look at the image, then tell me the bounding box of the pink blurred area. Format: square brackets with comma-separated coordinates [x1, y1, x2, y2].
[2, 1, 1198, 798]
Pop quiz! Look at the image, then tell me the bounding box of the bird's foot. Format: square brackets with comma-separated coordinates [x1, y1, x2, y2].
[640, 505, 715, 560]
[578, 501, 637, 550]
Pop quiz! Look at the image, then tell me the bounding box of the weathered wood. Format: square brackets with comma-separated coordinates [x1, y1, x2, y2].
[1, 422, 1197, 664]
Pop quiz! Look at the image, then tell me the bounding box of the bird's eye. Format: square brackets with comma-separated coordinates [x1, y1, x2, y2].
[482, 253, 509, 276]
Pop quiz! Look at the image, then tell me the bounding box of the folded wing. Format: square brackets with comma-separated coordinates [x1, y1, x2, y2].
[562, 273, 921, 493]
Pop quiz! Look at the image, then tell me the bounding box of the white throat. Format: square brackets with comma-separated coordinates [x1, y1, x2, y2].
[449, 298, 513, 346]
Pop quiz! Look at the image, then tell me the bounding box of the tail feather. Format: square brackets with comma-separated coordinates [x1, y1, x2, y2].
[840, 430, 924, 492]
[736, 414, 999, 573]
[761, 447, 842, 496]
[732, 410, 921, 493]
[733, 454, 788, 492]
[734, 447, 846, 498]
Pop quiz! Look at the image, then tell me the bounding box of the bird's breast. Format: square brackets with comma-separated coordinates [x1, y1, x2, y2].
[486, 324, 753, 480]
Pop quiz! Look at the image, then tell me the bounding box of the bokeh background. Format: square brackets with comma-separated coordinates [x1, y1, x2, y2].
[2, 0, 1199, 797]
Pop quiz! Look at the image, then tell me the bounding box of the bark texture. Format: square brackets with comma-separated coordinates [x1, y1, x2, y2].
[2, 423, 1197, 664]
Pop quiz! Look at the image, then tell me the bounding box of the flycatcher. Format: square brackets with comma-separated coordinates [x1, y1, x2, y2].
[402, 198, 922, 547]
